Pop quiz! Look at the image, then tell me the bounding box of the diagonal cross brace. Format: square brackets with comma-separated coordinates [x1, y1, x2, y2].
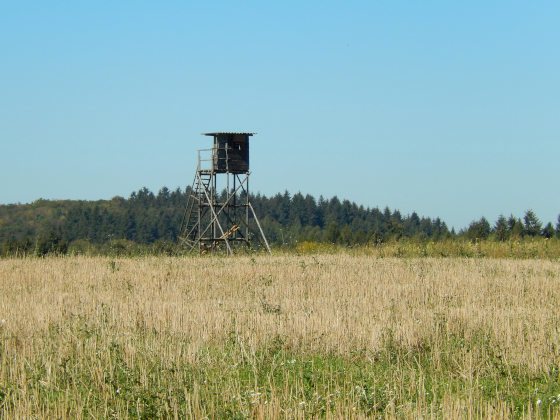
[196, 172, 233, 254]
[196, 173, 249, 243]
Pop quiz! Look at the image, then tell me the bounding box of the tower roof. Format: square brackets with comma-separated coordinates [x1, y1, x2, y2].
[203, 132, 255, 136]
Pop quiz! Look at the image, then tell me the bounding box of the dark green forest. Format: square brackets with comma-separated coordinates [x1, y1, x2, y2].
[1, 186, 559, 256]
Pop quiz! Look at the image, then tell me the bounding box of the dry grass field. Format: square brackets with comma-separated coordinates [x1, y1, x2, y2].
[1, 254, 559, 418]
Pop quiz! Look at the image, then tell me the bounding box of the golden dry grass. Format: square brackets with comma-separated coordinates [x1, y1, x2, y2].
[0, 255, 559, 418]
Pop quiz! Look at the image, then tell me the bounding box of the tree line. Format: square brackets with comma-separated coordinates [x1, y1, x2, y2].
[1, 186, 558, 256]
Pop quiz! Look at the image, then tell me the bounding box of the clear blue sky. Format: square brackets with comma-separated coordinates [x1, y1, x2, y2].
[1, 1, 559, 230]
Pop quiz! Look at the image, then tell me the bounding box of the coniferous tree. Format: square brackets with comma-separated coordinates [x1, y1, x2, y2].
[2, 185, 524, 249]
[523, 210, 542, 237]
[327, 196, 343, 225]
[493, 215, 509, 241]
[542, 222, 555, 239]
[315, 196, 326, 228]
[290, 193, 307, 226]
[304, 194, 320, 227]
[419, 217, 434, 238]
[466, 217, 491, 240]
[157, 187, 170, 203]
[404, 212, 421, 237]
[432, 217, 449, 240]
[507, 215, 524, 238]
[388, 211, 404, 240]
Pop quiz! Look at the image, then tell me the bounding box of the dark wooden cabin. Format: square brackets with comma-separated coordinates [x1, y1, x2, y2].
[204, 132, 254, 174]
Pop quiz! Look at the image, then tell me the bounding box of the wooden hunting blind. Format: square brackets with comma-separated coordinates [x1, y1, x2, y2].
[178, 132, 270, 254]
[207, 132, 251, 173]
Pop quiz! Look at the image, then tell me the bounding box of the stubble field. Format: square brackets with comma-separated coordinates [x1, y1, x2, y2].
[0, 254, 559, 418]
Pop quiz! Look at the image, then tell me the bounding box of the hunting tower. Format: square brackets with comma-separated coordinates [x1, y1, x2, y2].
[179, 132, 271, 254]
